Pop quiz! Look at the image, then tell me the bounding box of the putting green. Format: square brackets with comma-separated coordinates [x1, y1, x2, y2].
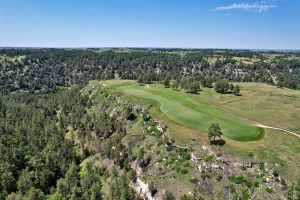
[107, 81, 262, 141]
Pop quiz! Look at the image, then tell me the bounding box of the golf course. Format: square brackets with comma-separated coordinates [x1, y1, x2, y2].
[100, 80, 300, 142]
[103, 80, 300, 141]
[100, 80, 300, 178]
[122, 85, 262, 141]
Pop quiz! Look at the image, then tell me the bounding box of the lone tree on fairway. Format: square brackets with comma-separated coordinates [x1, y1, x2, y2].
[189, 81, 200, 94]
[163, 76, 171, 88]
[214, 79, 229, 94]
[233, 85, 240, 95]
[137, 75, 144, 85]
[229, 83, 234, 92]
[208, 123, 223, 143]
[172, 80, 179, 90]
[201, 77, 213, 88]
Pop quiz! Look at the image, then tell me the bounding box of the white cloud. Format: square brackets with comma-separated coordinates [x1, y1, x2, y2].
[213, 2, 277, 12]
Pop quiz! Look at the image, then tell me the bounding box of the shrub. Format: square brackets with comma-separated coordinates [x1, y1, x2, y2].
[146, 143, 154, 150]
[226, 184, 236, 193]
[189, 178, 198, 184]
[273, 170, 279, 177]
[180, 194, 193, 200]
[180, 168, 188, 174]
[229, 175, 245, 184]
[248, 152, 254, 158]
[259, 162, 265, 171]
[216, 152, 222, 157]
[180, 151, 191, 160]
[183, 162, 189, 168]
[157, 139, 164, 146]
[281, 178, 287, 187]
[163, 191, 175, 200]
[201, 172, 211, 179]
[242, 190, 250, 200]
[138, 156, 151, 168]
[266, 187, 273, 193]
[136, 148, 144, 160]
[245, 179, 252, 188]
[204, 155, 214, 162]
[149, 182, 157, 196]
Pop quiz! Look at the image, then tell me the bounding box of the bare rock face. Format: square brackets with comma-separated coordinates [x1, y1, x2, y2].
[130, 178, 162, 200]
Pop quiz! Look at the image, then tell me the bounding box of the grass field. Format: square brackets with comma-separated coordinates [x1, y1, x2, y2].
[105, 80, 300, 133]
[100, 80, 300, 181]
[105, 80, 262, 141]
[193, 82, 300, 133]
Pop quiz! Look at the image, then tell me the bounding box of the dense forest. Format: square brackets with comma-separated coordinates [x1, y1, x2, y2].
[0, 48, 299, 94]
[0, 85, 141, 199]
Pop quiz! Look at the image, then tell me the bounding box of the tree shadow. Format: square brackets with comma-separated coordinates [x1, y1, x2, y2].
[186, 91, 200, 94]
[234, 93, 242, 96]
[172, 88, 181, 91]
[127, 113, 137, 121]
[210, 139, 226, 146]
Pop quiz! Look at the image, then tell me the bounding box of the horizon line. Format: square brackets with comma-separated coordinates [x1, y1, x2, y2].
[1, 46, 300, 52]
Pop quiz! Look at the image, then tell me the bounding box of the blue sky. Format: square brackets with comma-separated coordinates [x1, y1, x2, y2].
[0, 0, 299, 49]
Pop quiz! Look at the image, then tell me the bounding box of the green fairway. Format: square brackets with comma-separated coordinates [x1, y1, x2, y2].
[194, 82, 300, 133]
[104, 80, 262, 141]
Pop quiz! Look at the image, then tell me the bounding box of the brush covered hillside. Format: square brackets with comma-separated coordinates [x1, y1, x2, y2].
[0, 49, 300, 200]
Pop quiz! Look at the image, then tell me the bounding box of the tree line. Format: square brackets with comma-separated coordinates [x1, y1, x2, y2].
[0, 48, 299, 94]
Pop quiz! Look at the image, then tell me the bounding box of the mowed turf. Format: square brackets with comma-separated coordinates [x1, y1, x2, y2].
[191, 82, 300, 133]
[104, 80, 262, 141]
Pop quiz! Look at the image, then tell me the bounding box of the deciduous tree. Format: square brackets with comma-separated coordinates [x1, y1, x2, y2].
[208, 123, 223, 142]
[233, 85, 240, 95]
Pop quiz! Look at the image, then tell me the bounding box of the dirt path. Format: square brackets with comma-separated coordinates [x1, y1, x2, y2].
[255, 124, 300, 139]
